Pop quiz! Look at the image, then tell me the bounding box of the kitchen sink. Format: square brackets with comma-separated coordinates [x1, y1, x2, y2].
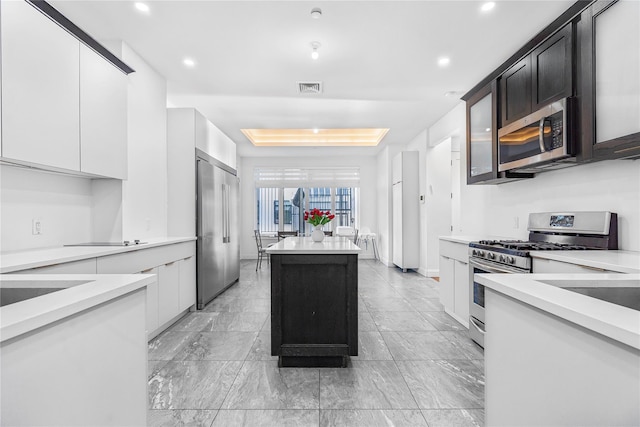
[563, 287, 640, 311]
[0, 280, 90, 307]
[540, 278, 640, 311]
[1, 287, 65, 307]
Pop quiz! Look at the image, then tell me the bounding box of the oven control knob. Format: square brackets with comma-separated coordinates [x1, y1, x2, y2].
[472, 249, 478, 256]
[499, 255, 505, 262]
[507, 256, 515, 264]
[488, 253, 495, 260]
[479, 251, 485, 257]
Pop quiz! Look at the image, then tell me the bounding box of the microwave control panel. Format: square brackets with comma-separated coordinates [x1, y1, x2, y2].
[547, 111, 564, 150]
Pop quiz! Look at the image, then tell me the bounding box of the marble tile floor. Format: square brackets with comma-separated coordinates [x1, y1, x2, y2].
[147, 259, 485, 427]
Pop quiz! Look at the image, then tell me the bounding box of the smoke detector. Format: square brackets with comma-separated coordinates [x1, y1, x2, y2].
[311, 7, 322, 19]
[297, 81, 323, 94]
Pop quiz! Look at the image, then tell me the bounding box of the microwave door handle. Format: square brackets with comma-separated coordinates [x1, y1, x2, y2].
[538, 117, 546, 153]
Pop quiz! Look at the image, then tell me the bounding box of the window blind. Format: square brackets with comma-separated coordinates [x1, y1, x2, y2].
[254, 167, 360, 188]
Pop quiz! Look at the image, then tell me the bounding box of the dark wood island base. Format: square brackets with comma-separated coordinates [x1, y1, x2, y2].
[267, 242, 360, 368]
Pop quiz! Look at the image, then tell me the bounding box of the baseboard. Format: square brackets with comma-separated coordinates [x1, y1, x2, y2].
[426, 268, 439, 278]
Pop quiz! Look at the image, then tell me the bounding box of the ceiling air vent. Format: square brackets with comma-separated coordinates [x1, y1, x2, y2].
[297, 81, 322, 94]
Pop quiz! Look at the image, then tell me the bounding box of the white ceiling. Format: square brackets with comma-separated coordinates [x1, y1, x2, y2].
[50, 0, 575, 157]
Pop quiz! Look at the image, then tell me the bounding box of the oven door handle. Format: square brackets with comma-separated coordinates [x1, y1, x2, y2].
[469, 258, 527, 274]
[469, 316, 485, 335]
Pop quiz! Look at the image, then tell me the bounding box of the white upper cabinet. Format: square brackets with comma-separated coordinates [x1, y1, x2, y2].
[80, 44, 128, 179]
[1, 0, 80, 170]
[1, 1, 129, 179]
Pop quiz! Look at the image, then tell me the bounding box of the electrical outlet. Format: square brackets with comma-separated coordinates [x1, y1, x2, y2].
[32, 218, 42, 235]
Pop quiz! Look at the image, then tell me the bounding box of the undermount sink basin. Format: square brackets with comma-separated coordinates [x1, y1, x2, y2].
[539, 278, 640, 311]
[563, 287, 640, 311]
[0, 280, 90, 307]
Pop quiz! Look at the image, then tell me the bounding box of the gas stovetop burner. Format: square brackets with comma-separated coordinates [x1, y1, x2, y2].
[474, 240, 591, 251]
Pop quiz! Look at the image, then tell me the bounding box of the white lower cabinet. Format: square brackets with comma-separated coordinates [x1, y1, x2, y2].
[439, 239, 470, 328]
[141, 266, 160, 335]
[453, 259, 470, 324]
[439, 256, 455, 312]
[158, 261, 181, 327]
[95, 241, 196, 339]
[179, 255, 197, 312]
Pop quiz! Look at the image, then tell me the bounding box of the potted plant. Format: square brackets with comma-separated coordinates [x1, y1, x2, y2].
[304, 208, 335, 242]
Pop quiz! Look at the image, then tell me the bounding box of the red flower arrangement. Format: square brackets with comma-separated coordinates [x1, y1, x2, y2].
[304, 208, 335, 226]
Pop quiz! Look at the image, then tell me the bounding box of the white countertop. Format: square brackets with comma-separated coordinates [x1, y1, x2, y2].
[0, 237, 196, 274]
[476, 273, 640, 350]
[530, 250, 640, 274]
[0, 274, 155, 342]
[265, 236, 361, 254]
[439, 235, 516, 245]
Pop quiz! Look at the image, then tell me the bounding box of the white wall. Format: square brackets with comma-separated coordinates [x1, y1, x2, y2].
[239, 155, 378, 260]
[0, 166, 93, 252]
[120, 43, 168, 240]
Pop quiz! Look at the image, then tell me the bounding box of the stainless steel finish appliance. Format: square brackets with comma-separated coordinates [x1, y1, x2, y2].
[498, 98, 575, 173]
[468, 211, 618, 348]
[196, 149, 240, 310]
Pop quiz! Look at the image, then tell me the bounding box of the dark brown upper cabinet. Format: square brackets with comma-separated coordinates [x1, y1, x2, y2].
[501, 23, 574, 127]
[466, 81, 533, 184]
[577, 0, 640, 161]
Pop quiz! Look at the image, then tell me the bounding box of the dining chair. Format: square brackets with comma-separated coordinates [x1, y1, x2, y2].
[254, 230, 272, 270]
[336, 226, 358, 244]
[357, 226, 379, 260]
[277, 230, 299, 241]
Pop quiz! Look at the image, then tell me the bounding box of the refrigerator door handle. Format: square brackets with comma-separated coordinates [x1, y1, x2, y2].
[228, 184, 231, 242]
[222, 184, 227, 243]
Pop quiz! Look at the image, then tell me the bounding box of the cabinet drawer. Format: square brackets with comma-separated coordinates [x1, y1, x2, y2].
[97, 242, 195, 274]
[12, 258, 97, 274]
[439, 240, 469, 262]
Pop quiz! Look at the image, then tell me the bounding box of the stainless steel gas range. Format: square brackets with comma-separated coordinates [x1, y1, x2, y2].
[468, 211, 618, 348]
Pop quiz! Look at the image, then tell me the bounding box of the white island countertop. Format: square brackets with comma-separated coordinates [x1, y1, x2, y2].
[0, 237, 196, 274]
[266, 236, 361, 254]
[530, 250, 640, 274]
[476, 273, 640, 350]
[0, 274, 155, 342]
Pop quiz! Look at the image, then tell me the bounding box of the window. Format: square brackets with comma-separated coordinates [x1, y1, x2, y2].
[254, 167, 360, 235]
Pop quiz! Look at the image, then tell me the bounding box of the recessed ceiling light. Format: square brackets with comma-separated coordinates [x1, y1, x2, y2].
[311, 7, 322, 19]
[310, 41, 321, 60]
[313, 128, 319, 134]
[485, 127, 491, 132]
[444, 90, 463, 97]
[481, 2, 496, 12]
[241, 128, 390, 147]
[438, 57, 450, 67]
[183, 58, 196, 67]
[134, 2, 150, 13]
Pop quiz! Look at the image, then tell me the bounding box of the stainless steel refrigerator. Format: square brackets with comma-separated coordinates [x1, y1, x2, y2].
[196, 151, 240, 309]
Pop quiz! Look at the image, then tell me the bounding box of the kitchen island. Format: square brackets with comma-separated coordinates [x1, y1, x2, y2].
[0, 274, 154, 426]
[476, 272, 640, 426]
[266, 236, 360, 367]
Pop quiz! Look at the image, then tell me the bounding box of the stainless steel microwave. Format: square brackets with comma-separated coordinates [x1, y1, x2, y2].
[498, 98, 575, 173]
